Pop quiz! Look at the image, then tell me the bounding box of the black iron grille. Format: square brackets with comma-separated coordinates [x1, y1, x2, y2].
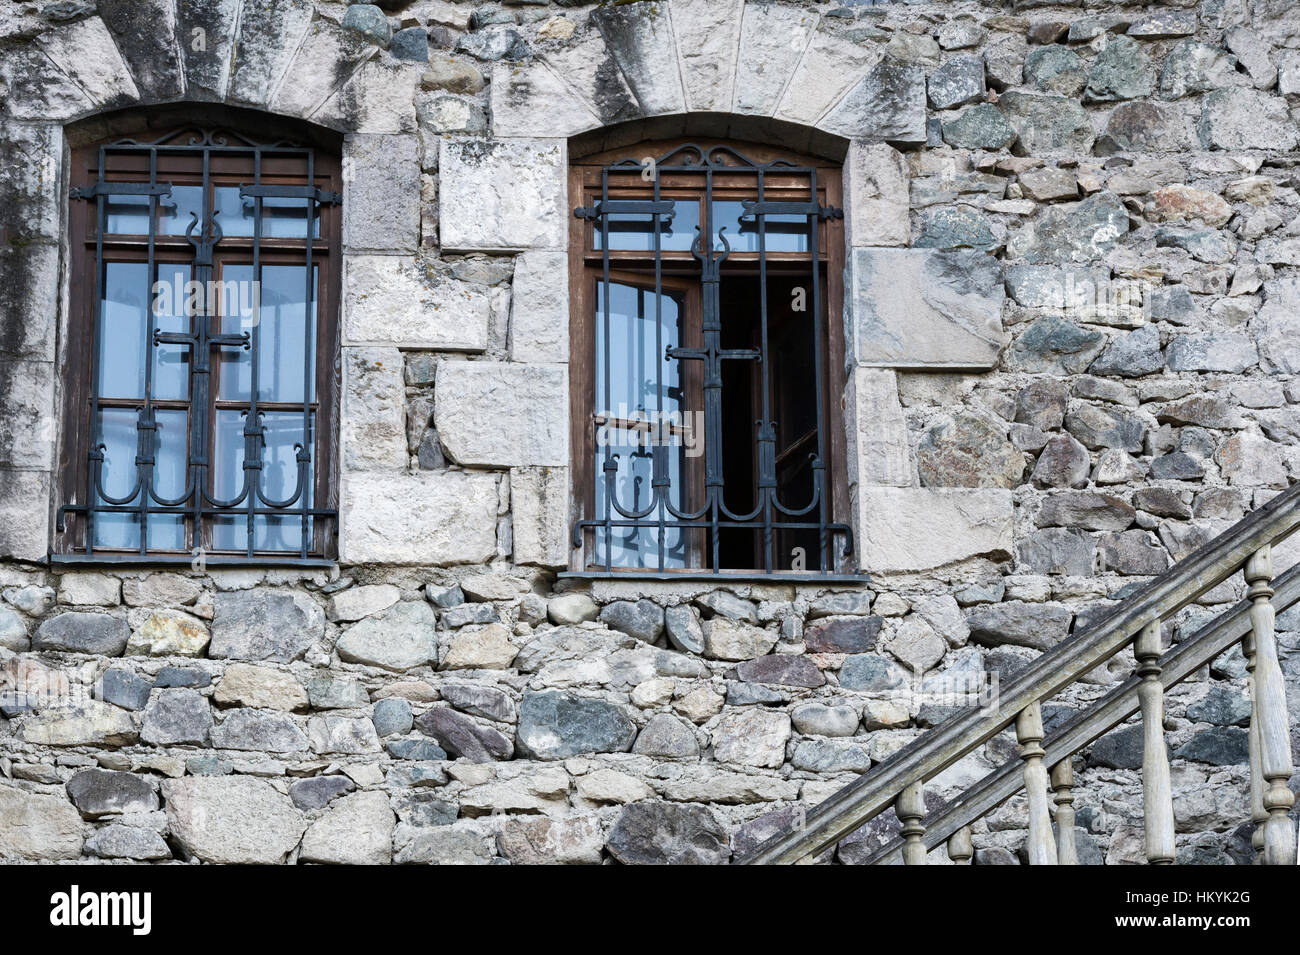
[58, 128, 338, 562]
[573, 144, 854, 574]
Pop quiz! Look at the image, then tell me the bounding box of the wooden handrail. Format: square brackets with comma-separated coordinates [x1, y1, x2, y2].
[738, 481, 1300, 865]
[859, 559, 1300, 865]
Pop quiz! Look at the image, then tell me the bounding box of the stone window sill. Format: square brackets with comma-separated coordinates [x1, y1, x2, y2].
[558, 571, 870, 585]
[47, 554, 338, 571]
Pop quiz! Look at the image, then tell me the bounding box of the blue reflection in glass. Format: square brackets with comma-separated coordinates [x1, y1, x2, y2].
[218, 265, 316, 404]
[147, 409, 188, 550]
[711, 201, 810, 253]
[214, 187, 317, 239]
[98, 263, 149, 399]
[159, 185, 204, 235]
[593, 200, 700, 252]
[593, 280, 688, 569]
[92, 408, 187, 550]
[105, 194, 152, 234]
[212, 410, 311, 552]
[150, 264, 190, 401]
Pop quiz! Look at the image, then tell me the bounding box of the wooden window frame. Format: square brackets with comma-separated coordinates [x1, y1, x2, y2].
[567, 139, 852, 578]
[55, 127, 342, 565]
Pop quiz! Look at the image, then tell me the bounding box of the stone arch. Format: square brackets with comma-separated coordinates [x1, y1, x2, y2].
[61, 102, 345, 154]
[4, 2, 416, 134]
[568, 112, 851, 165]
[489, 0, 926, 148]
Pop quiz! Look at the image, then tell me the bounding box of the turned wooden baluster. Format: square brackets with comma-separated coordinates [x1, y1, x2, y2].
[1134, 620, 1175, 864]
[1050, 761, 1078, 865]
[1243, 546, 1297, 866]
[1017, 701, 1059, 865]
[897, 780, 927, 865]
[947, 825, 973, 865]
[1243, 632, 1267, 861]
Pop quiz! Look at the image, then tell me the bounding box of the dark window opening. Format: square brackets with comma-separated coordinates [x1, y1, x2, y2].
[56, 126, 341, 563]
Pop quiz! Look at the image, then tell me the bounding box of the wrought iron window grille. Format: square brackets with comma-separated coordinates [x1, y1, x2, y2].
[57, 127, 339, 562]
[572, 144, 855, 575]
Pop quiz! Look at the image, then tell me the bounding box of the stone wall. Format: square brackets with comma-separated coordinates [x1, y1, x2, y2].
[2, 0, 1300, 865]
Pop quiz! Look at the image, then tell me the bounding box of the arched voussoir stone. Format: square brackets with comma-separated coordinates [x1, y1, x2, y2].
[491, 60, 603, 140]
[36, 15, 139, 113]
[97, 0, 186, 103]
[314, 58, 420, 136]
[176, 0, 242, 102]
[267, 14, 381, 126]
[19, 4, 387, 136]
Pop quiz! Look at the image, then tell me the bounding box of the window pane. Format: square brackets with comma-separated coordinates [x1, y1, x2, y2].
[150, 264, 191, 401]
[594, 441, 688, 570]
[105, 194, 151, 234]
[212, 410, 311, 552]
[217, 265, 316, 404]
[711, 200, 810, 253]
[146, 408, 188, 550]
[152, 409, 189, 501]
[98, 262, 150, 399]
[594, 281, 682, 417]
[92, 408, 140, 550]
[91, 408, 191, 551]
[593, 281, 689, 569]
[214, 187, 318, 240]
[593, 200, 700, 252]
[159, 184, 204, 236]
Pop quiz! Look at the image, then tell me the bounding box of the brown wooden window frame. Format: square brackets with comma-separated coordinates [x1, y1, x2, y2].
[55, 124, 342, 567]
[567, 139, 855, 579]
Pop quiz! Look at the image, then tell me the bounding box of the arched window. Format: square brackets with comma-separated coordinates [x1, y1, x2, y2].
[55, 124, 341, 565]
[569, 141, 853, 576]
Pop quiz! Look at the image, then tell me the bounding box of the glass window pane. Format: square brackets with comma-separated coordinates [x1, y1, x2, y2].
[211, 409, 248, 509]
[593, 200, 700, 252]
[594, 281, 682, 418]
[105, 194, 151, 234]
[92, 408, 141, 550]
[145, 408, 187, 550]
[710, 200, 810, 253]
[217, 264, 316, 404]
[213, 187, 318, 240]
[150, 264, 191, 401]
[159, 184, 204, 236]
[594, 442, 688, 570]
[151, 409, 189, 502]
[212, 410, 311, 552]
[98, 262, 149, 399]
[213, 186, 252, 237]
[593, 281, 689, 570]
[264, 196, 318, 239]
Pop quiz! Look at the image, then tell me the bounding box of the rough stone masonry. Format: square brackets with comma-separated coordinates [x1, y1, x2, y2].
[1, 0, 1300, 865]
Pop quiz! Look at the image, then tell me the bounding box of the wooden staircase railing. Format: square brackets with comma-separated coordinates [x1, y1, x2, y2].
[738, 481, 1300, 865]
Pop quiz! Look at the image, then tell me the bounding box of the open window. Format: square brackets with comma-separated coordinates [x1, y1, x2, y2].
[569, 141, 853, 576]
[55, 124, 341, 565]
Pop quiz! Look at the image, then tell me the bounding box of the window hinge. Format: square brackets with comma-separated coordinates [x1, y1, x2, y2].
[239, 184, 341, 205]
[70, 181, 172, 200]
